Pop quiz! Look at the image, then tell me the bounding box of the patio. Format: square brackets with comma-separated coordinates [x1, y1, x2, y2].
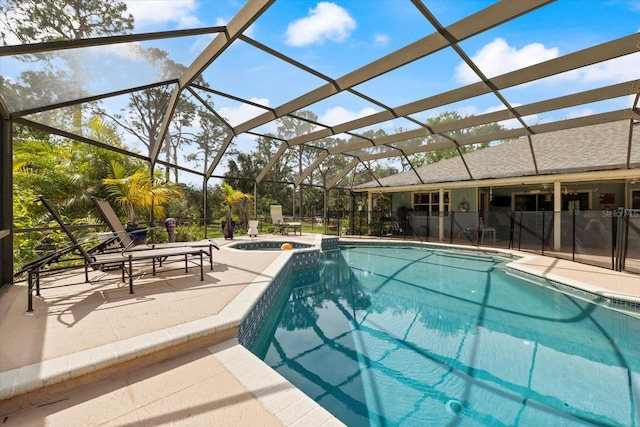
[1, 234, 640, 425]
[0, 233, 340, 426]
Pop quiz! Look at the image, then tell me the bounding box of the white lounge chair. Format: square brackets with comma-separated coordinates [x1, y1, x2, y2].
[270, 205, 302, 235]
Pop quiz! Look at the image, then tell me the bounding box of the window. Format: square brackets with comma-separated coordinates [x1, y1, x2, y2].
[561, 191, 589, 211]
[514, 194, 550, 211]
[513, 191, 590, 211]
[632, 190, 640, 210]
[413, 191, 449, 213]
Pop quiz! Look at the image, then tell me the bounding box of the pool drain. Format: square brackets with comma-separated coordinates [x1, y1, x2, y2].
[445, 399, 464, 416]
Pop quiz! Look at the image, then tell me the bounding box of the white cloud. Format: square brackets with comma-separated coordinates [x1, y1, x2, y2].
[373, 33, 390, 47]
[187, 17, 246, 55]
[456, 39, 638, 88]
[455, 38, 559, 84]
[218, 98, 271, 127]
[320, 106, 378, 127]
[516, 50, 640, 87]
[99, 42, 145, 62]
[579, 53, 640, 83]
[564, 108, 595, 119]
[285, 2, 356, 46]
[455, 103, 539, 130]
[189, 34, 215, 55]
[125, 0, 202, 29]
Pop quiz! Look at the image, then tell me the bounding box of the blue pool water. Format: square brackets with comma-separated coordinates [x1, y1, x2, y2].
[249, 245, 640, 426]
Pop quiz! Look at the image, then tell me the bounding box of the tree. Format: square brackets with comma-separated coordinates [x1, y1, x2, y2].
[102, 160, 181, 227]
[98, 48, 209, 182]
[225, 135, 293, 214]
[411, 111, 502, 167]
[225, 151, 259, 195]
[13, 138, 80, 204]
[0, 0, 134, 127]
[13, 115, 130, 216]
[97, 49, 180, 154]
[341, 130, 399, 188]
[276, 112, 318, 218]
[219, 182, 252, 238]
[303, 136, 351, 214]
[0, 0, 133, 46]
[184, 108, 229, 176]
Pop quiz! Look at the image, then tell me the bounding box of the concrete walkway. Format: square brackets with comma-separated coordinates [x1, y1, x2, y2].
[1, 234, 639, 425]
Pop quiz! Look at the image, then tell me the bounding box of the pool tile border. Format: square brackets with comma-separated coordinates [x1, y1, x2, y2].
[507, 257, 640, 315]
[229, 241, 313, 250]
[238, 249, 319, 348]
[338, 238, 640, 313]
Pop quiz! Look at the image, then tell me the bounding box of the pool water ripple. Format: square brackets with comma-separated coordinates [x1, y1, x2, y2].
[249, 246, 640, 426]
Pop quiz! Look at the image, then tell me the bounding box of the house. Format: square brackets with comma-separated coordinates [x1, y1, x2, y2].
[353, 119, 640, 249]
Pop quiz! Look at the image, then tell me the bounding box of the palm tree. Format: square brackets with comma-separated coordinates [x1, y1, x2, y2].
[220, 182, 252, 239]
[103, 160, 181, 227]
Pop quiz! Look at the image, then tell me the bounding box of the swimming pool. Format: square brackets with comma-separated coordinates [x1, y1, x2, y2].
[248, 245, 640, 426]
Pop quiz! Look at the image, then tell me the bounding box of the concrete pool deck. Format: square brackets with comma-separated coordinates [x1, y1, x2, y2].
[1, 234, 640, 425]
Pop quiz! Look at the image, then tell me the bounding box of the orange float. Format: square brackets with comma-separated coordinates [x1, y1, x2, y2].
[281, 243, 293, 250]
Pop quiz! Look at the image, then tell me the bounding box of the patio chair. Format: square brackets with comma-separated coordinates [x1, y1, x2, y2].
[270, 205, 302, 235]
[92, 197, 219, 269]
[479, 217, 496, 244]
[19, 196, 206, 312]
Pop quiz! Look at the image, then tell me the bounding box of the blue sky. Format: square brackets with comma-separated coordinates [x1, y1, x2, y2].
[4, 0, 639, 129]
[120, 0, 640, 131]
[2, 0, 640, 183]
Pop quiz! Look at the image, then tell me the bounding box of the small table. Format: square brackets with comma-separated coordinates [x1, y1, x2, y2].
[278, 222, 302, 235]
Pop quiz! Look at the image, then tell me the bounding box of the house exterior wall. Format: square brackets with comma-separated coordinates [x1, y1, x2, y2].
[387, 181, 633, 214]
[454, 188, 476, 212]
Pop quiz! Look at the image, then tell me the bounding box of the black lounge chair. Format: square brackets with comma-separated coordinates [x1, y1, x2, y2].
[91, 197, 219, 269]
[18, 196, 206, 312]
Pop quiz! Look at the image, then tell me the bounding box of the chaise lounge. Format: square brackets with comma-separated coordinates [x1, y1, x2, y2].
[92, 197, 219, 269]
[18, 196, 206, 312]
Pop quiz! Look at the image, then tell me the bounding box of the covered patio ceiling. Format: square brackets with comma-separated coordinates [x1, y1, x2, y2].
[1, 0, 639, 191]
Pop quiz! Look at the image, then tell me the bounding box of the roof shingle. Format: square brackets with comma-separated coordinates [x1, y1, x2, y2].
[355, 120, 639, 189]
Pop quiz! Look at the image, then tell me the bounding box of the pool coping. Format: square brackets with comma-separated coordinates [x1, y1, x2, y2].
[208, 339, 343, 426]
